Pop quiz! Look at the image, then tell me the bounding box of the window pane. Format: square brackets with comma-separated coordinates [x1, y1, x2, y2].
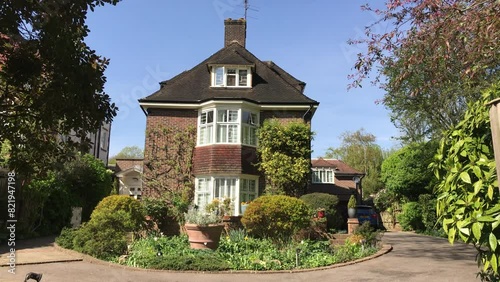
[217, 125, 227, 142]
[218, 110, 227, 122]
[228, 125, 238, 143]
[227, 75, 236, 86]
[201, 112, 207, 124]
[227, 69, 236, 74]
[228, 110, 238, 122]
[215, 67, 224, 86]
[239, 70, 247, 86]
[207, 110, 214, 123]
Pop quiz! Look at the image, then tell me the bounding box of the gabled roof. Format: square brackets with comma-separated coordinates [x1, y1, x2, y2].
[311, 158, 363, 175]
[139, 42, 318, 106]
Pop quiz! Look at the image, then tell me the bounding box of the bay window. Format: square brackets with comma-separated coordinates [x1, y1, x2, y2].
[197, 107, 259, 146]
[194, 176, 258, 215]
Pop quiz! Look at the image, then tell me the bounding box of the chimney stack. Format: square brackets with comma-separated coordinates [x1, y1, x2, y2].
[224, 18, 246, 48]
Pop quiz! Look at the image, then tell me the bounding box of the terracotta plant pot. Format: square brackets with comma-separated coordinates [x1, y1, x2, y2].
[184, 223, 224, 250]
[317, 210, 325, 218]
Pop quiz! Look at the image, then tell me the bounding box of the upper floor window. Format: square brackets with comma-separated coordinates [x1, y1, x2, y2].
[312, 168, 334, 184]
[212, 66, 251, 87]
[198, 107, 259, 146]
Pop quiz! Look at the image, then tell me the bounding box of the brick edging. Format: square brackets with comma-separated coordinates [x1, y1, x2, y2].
[54, 243, 393, 274]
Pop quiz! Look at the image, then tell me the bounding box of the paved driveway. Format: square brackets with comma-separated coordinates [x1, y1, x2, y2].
[0, 232, 479, 282]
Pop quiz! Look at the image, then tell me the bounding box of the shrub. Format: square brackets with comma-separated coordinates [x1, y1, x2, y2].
[354, 221, 382, 246]
[90, 195, 145, 231]
[146, 252, 231, 271]
[348, 195, 357, 208]
[70, 196, 146, 259]
[300, 193, 341, 230]
[241, 195, 311, 241]
[397, 201, 423, 231]
[55, 227, 78, 249]
[418, 194, 439, 231]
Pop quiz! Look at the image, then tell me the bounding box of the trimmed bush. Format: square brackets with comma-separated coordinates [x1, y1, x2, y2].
[397, 201, 423, 231]
[146, 252, 231, 271]
[300, 193, 341, 229]
[55, 227, 78, 249]
[241, 195, 311, 241]
[69, 196, 145, 259]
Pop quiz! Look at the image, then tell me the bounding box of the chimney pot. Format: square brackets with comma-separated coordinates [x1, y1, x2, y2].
[224, 18, 246, 48]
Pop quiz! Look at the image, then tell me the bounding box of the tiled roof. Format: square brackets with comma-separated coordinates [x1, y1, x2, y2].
[139, 42, 318, 105]
[311, 158, 363, 174]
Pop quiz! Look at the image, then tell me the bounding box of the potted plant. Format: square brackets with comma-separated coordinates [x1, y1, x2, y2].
[184, 207, 224, 250]
[348, 195, 357, 218]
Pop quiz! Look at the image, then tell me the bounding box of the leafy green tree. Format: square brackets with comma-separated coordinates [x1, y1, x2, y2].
[325, 129, 384, 197]
[257, 119, 313, 197]
[109, 145, 144, 165]
[349, 0, 499, 142]
[0, 0, 119, 176]
[432, 83, 500, 277]
[380, 141, 438, 202]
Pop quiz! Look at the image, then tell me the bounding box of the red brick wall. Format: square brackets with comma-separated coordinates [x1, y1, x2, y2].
[193, 145, 258, 175]
[143, 109, 198, 197]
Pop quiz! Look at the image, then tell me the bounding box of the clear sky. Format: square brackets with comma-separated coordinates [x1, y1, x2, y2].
[84, 0, 400, 158]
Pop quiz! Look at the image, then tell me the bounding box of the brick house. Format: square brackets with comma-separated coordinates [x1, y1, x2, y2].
[310, 157, 365, 220]
[139, 18, 319, 215]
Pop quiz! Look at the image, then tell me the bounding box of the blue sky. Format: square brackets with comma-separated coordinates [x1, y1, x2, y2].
[85, 0, 400, 158]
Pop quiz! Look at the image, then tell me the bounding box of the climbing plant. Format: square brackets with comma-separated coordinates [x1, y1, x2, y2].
[257, 118, 313, 197]
[432, 83, 500, 277]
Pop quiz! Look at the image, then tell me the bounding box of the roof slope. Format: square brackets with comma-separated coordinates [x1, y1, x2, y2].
[139, 42, 318, 105]
[311, 158, 363, 175]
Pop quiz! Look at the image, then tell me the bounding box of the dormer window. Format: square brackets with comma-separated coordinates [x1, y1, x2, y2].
[212, 66, 251, 87]
[312, 168, 334, 184]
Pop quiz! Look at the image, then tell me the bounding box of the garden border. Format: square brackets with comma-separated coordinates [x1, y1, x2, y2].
[54, 243, 393, 274]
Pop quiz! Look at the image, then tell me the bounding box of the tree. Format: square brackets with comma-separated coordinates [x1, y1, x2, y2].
[380, 141, 438, 202]
[0, 0, 119, 176]
[432, 83, 500, 278]
[257, 119, 313, 197]
[325, 129, 384, 197]
[349, 0, 499, 141]
[109, 145, 144, 165]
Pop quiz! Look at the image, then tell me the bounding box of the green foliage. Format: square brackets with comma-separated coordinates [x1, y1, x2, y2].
[418, 194, 439, 232]
[432, 83, 500, 276]
[348, 195, 357, 209]
[325, 129, 384, 196]
[354, 221, 382, 247]
[55, 227, 78, 249]
[145, 252, 231, 271]
[257, 119, 313, 196]
[241, 195, 311, 241]
[397, 202, 424, 231]
[70, 196, 145, 260]
[0, 0, 119, 175]
[108, 146, 143, 165]
[126, 233, 378, 271]
[381, 141, 438, 202]
[90, 195, 145, 231]
[300, 193, 341, 229]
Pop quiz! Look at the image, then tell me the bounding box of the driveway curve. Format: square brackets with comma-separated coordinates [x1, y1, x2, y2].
[1, 232, 479, 282]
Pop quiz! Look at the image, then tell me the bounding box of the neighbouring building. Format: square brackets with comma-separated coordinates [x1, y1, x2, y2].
[139, 18, 319, 215]
[61, 122, 112, 165]
[310, 157, 365, 220]
[114, 158, 144, 199]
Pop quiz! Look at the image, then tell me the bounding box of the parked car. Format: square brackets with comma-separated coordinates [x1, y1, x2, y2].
[356, 205, 379, 228]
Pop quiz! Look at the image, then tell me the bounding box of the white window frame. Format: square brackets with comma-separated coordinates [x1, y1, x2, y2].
[194, 176, 259, 216]
[197, 107, 259, 147]
[212, 66, 252, 88]
[312, 168, 335, 184]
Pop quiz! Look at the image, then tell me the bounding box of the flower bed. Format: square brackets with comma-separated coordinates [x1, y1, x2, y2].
[122, 230, 380, 271]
